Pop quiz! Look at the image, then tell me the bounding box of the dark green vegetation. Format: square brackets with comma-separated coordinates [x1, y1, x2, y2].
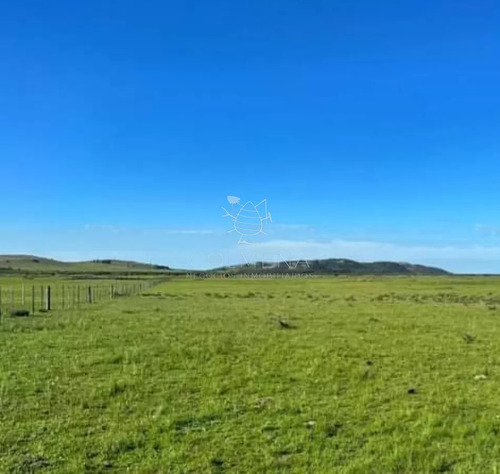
[216, 258, 450, 276]
[2, 275, 500, 472]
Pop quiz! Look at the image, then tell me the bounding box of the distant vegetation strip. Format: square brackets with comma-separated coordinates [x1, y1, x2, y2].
[0, 255, 451, 276]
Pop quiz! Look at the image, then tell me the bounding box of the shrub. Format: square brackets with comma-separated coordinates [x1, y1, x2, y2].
[10, 309, 30, 317]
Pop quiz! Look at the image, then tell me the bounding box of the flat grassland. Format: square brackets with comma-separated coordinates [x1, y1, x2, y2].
[2, 276, 500, 472]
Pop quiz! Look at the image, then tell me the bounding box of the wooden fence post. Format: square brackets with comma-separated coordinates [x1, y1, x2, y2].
[46, 286, 51, 311]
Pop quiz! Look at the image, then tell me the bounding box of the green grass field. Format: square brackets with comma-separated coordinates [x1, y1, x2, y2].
[0, 277, 160, 318]
[2, 276, 500, 472]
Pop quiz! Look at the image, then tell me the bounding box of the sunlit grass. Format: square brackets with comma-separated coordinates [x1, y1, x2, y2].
[1, 276, 500, 472]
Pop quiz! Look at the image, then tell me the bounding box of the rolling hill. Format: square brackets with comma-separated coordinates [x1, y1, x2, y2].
[0, 255, 171, 275]
[213, 258, 450, 276]
[0, 255, 450, 276]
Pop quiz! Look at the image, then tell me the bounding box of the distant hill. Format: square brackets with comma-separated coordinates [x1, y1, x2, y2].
[0, 255, 450, 276]
[212, 258, 450, 276]
[0, 255, 171, 275]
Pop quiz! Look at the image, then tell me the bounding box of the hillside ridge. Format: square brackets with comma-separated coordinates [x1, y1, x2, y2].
[0, 254, 450, 275]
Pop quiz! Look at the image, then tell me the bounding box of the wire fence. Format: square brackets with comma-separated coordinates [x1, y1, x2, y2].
[0, 279, 162, 319]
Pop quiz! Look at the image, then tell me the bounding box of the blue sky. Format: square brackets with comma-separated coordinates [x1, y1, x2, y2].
[1, 0, 500, 272]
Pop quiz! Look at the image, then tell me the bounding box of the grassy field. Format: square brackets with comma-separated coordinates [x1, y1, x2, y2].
[0, 277, 160, 318]
[2, 276, 500, 472]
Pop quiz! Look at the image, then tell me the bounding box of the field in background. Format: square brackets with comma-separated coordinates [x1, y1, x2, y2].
[0, 277, 163, 317]
[2, 276, 500, 472]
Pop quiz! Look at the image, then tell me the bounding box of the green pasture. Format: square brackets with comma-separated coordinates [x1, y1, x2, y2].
[1, 276, 500, 472]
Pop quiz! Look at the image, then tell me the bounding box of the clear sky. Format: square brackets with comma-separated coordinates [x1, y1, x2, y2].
[1, 0, 500, 272]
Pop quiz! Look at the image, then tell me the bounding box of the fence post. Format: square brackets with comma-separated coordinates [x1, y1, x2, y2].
[46, 286, 51, 311]
[32, 286, 35, 316]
